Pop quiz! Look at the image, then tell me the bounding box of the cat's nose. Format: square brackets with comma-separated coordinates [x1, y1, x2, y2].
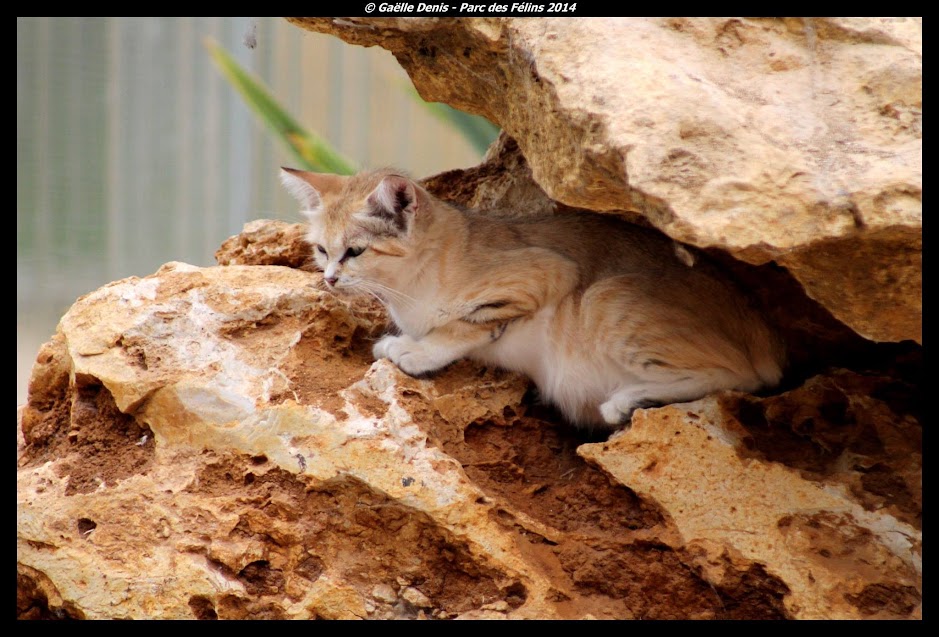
[324, 275, 338, 287]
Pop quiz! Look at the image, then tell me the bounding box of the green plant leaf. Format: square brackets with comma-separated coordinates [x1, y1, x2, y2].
[205, 37, 356, 175]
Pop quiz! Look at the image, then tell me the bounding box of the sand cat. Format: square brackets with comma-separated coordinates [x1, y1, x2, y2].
[282, 167, 785, 429]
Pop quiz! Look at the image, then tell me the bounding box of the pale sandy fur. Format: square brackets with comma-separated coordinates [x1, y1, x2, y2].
[282, 168, 785, 429]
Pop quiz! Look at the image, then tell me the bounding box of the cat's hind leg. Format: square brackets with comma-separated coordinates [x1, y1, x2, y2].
[599, 387, 663, 426]
[598, 373, 736, 426]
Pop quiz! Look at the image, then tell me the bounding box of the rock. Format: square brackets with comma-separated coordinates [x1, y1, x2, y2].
[401, 586, 433, 609]
[580, 370, 922, 619]
[17, 225, 920, 618]
[18, 261, 543, 619]
[215, 219, 312, 269]
[288, 17, 922, 344]
[371, 583, 397, 604]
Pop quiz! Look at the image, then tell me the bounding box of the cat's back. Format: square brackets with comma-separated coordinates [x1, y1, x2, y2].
[463, 208, 699, 284]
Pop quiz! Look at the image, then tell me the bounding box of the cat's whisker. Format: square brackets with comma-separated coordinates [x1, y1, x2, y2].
[362, 289, 387, 307]
[369, 284, 416, 307]
[346, 281, 392, 308]
[356, 280, 416, 308]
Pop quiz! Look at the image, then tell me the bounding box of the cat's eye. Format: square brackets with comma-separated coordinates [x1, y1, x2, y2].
[341, 246, 365, 262]
[315, 244, 327, 256]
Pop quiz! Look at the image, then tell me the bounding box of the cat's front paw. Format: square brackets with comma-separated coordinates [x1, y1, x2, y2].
[373, 334, 406, 362]
[373, 335, 440, 377]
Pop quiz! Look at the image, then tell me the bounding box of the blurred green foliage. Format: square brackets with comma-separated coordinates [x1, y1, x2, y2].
[207, 38, 500, 174]
[206, 37, 357, 175]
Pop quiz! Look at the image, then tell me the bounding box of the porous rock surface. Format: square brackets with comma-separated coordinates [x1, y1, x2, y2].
[289, 17, 922, 344]
[17, 220, 920, 619]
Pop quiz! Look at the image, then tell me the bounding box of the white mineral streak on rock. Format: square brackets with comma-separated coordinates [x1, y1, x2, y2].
[19, 263, 559, 619]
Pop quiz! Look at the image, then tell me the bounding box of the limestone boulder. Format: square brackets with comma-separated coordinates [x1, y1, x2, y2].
[289, 17, 922, 344]
[17, 221, 920, 619]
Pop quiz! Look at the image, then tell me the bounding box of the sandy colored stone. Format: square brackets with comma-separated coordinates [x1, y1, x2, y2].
[215, 219, 312, 269]
[580, 373, 921, 619]
[18, 263, 551, 618]
[17, 222, 920, 619]
[289, 17, 921, 343]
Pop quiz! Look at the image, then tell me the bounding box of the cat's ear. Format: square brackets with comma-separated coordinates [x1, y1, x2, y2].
[280, 167, 344, 211]
[363, 174, 419, 234]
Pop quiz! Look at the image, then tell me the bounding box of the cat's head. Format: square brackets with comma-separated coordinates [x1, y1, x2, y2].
[281, 168, 428, 296]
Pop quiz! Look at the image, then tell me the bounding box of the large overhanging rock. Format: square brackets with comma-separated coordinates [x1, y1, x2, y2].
[288, 17, 922, 344]
[17, 222, 920, 619]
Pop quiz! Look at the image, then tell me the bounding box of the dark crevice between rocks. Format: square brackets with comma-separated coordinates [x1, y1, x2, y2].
[439, 413, 793, 618]
[238, 560, 286, 597]
[20, 339, 156, 495]
[427, 133, 921, 403]
[17, 567, 85, 620]
[845, 583, 922, 617]
[457, 416, 662, 535]
[188, 595, 218, 620]
[706, 562, 791, 620]
[187, 457, 523, 618]
[707, 246, 922, 393]
[726, 370, 921, 529]
[556, 540, 790, 620]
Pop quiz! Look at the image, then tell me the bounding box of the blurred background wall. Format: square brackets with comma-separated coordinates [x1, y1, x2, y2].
[17, 17, 489, 405]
